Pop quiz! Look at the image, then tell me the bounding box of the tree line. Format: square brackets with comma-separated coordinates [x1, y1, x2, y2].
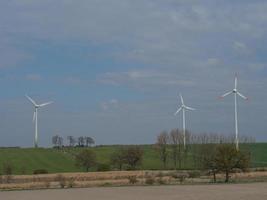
[156, 129, 254, 182]
[52, 135, 95, 148]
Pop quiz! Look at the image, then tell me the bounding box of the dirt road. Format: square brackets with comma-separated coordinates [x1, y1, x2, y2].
[1, 182, 267, 200]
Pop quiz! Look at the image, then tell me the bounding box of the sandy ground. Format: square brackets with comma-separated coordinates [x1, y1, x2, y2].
[1, 182, 267, 200]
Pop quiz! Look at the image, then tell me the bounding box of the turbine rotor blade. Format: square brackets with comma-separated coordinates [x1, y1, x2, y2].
[235, 74, 237, 89]
[179, 93, 184, 105]
[39, 101, 53, 107]
[174, 107, 182, 116]
[220, 91, 232, 98]
[26, 95, 37, 106]
[237, 92, 248, 100]
[185, 106, 195, 111]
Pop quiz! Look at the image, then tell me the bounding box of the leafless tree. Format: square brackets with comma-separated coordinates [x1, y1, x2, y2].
[169, 129, 183, 169]
[67, 136, 76, 147]
[156, 131, 169, 169]
[52, 135, 63, 148]
[85, 137, 95, 147]
[78, 136, 85, 147]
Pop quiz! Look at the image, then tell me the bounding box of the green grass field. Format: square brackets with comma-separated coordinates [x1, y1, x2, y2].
[0, 143, 266, 175]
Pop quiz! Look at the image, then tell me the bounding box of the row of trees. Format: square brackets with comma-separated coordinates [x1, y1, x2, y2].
[156, 129, 253, 182]
[75, 146, 143, 172]
[52, 135, 95, 148]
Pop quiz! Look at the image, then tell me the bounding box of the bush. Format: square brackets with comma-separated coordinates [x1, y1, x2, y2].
[55, 174, 66, 188]
[2, 162, 13, 183]
[44, 180, 51, 188]
[157, 177, 166, 185]
[145, 176, 155, 185]
[128, 176, 138, 184]
[67, 177, 75, 188]
[188, 171, 201, 178]
[97, 163, 111, 172]
[171, 172, 188, 183]
[2, 161, 13, 175]
[33, 169, 48, 174]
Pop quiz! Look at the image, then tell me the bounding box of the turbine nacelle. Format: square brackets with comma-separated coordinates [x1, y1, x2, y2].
[174, 93, 196, 115]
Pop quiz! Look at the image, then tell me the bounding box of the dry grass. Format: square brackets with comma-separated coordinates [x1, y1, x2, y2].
[0, 170, 267, 190]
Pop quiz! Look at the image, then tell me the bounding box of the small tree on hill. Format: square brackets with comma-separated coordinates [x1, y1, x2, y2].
[110, 147, 127, 170]
[75, 149, 97, 172]
[124, 146, 143, 170]
[52, 135, 63, 148]
[67, 136, 76, 147]
[78, 136, 85, 147]
[85, 137, 95, 147]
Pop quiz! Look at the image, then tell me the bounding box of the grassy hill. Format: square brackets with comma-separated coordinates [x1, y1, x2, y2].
[0, 143, 266, 175]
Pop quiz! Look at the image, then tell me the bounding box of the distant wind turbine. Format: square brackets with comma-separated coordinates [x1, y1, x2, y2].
[219, 74, 248, 151]
[26, 95, 53, 148]
[174, 94, 195, 149]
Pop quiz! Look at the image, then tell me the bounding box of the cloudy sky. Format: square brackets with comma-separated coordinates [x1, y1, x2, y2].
[0, 0, 266, 147]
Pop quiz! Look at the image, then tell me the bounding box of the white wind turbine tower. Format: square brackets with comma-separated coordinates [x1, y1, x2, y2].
[219, 74, 248, 151]
[174, 94, 195, 149]
[26, 95, 53, 148]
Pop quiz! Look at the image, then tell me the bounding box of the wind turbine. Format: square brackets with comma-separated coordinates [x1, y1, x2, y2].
[219, 74, 248, 151]
[174, 94, 195, 149]
[26, 95, 53, 148]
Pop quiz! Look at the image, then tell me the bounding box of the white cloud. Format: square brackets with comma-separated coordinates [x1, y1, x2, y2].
[98, 70, 195, 89]
[100, 99, 119, 111]
[25, 74, 42, 81]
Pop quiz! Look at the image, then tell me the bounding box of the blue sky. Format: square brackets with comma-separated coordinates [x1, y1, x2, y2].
[0, 0, 266, 147]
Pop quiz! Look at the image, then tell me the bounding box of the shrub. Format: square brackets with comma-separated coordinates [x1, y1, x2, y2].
[44, 180, 51, 188]
[171, 172, 188, 183]
[128, 176, 138, 184]
[97, 163, 111, 172]
[67, 177, 75, 188]
[157, 177, 166, 185]
[145, 176, 155, 185]
[33, 169, 48, 174]
[178, 174, 187, 183]
[55, 174, 66, 188]
[2, 161, 13, 176]
[188, 171, 201, 178]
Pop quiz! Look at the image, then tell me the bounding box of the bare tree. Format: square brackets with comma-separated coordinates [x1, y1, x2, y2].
[67, 136, 76, 147]
[52, 135, 59, 147]
[52, 135, 63, 148]
[85, 137, 95, 147]
[156, 131, 169, 169]
[169, 129, 183, 169]
[78, 136, 85, 147]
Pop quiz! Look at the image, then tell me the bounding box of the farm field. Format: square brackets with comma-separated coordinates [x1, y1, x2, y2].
[0, 143, 266, 175]
[1, 182, 267, 200]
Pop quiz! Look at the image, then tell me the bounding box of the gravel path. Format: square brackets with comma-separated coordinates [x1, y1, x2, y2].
[1, 182, 267, 200]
